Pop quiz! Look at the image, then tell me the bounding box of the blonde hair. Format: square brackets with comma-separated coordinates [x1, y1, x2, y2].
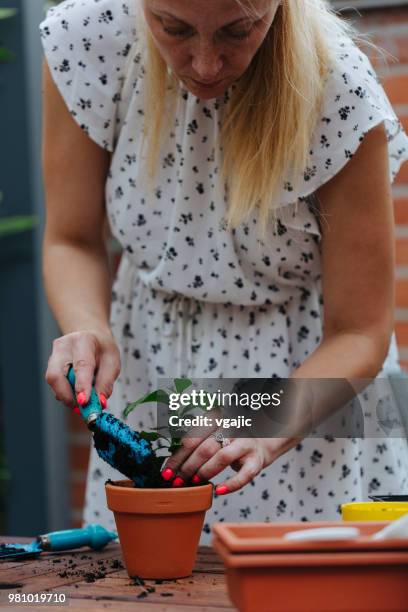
[139, 0, 390, 240]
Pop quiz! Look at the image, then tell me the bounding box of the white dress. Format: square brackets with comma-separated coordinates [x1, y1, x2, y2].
[40, 0, 408, 544]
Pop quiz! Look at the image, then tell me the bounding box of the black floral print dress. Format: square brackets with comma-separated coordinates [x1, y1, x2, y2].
[40, 0, 408, 543]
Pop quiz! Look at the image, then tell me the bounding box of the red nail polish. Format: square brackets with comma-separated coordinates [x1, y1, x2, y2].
[161, 468, 175, 481]
[215, 484, 229, 495]
[77, 392, 87, 406]
[73, 406, 81, 415]
[172, 476, 185, 488]
[99, 393, 107, 409]
[192, 474, 201, 484]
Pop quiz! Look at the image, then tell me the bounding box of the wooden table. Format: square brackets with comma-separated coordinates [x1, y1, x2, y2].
[0, 537, 234, 611]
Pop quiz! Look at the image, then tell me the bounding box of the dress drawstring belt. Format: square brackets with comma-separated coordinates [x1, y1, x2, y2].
[161, 294, 202, 377]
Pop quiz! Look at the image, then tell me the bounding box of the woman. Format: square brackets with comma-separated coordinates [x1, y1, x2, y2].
[40, 0, 408, 541]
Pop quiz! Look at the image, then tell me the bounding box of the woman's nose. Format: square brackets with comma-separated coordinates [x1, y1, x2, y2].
[191, 41, 223, 81]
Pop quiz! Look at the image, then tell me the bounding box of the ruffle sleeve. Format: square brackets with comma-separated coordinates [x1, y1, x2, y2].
[39, 0, 138, 152]
[274, 33, 408, 235]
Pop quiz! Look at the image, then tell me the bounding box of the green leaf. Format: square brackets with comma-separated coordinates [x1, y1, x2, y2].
[139, 431, 160, 442]
[168, 438, 183, 454]
[122, 388, 170, 418]
[0, 47, 15, 62]
[0, 215, 38, 237]
[174, 378, 192, 393]
[0, 8, 17, 19]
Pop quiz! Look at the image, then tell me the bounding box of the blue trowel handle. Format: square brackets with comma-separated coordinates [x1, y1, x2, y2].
[67, 365, 102, 425]
[38, 524, 117, 552]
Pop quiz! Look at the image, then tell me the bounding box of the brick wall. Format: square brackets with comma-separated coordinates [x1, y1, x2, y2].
[68, 410, 91, 527]
[359, 8, 408, 368]
[68, 6, 408, 528]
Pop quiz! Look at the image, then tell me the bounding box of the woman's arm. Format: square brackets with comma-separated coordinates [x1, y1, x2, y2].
[42, 59, 120, 406]
[293, 121, 395, 380]
[267, 122, 396, 464]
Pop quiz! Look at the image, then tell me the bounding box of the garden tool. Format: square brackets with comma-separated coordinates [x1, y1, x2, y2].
[0, 524, 117, 560]
[67, 366, 156, 487]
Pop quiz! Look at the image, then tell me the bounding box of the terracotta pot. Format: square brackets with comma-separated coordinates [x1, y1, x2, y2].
[105, 480, 213, 579]
[212, 521, 408, 612]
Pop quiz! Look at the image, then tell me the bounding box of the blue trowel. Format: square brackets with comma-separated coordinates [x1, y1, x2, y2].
[66, 366, 156, 487]
[0, 524, 117, 560]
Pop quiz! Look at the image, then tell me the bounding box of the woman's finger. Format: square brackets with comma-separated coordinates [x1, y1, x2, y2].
[161, 434, 211, 482]
[215, 455, 261, 495]
[45, 340, 76, 407]
[93, 345, 121, 399]
[176, 436, 225, 481]
[71, 332, 98, 402]
[192, 440, 243, 483]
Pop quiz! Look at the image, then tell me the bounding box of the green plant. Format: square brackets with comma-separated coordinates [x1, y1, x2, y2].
[0, 193, 38, 237]
[123, 378, 190, 454]
[123, 378, 220, 480]
[0, 215, 38, 236]
[0, 8, 17, 62]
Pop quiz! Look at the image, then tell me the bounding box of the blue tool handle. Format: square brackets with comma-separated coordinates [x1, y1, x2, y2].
[67, 365, 102, 423]
[40, 524, 117, 552]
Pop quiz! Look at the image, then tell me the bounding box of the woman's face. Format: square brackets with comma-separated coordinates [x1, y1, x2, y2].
[143, 0, 280, 99]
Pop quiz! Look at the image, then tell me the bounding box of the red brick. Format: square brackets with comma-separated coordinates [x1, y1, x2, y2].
[395, 162, 408, 186]
[367, 42, 397, 72]
[360, 8, 408, 28]
[368, 31, 408, 67]
[382, 74, 408, 106]
[397, 46, 408, 64]
[71, 481, 87, 509]
[400, 115, 408, 134]
[396, 279, 408, 307]
[69, 444, 90, 472]
[369, 55, 381, 72]
[395, 36, 408, 65]
[394, 199, 408, 225]
[395, 321, 408, 346]
[68, 409, 90, 433]
[396, 240, 408, 266]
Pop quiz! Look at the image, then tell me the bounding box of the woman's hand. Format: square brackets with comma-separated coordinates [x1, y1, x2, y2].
[161, 435, 296, 495]
[42, 59, 118, 411]
[45, 329, 121, 409]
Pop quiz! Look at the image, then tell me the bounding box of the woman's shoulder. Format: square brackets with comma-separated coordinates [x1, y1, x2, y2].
[324, 32, 382, 96]
[278, 32, 408, 207]
[39, 0, 140, 151]
[40, 0, 137, 34]
[39, 0, 138, 60]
